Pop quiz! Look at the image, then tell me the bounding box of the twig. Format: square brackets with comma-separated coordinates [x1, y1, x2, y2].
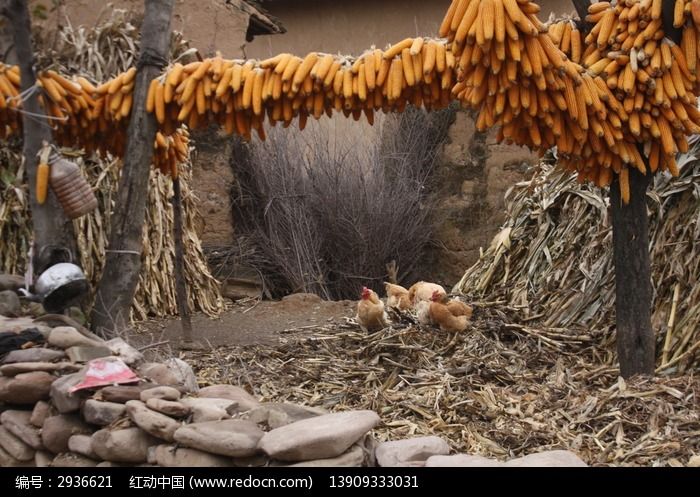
[662, 283, 680, 366]
[138, 340, 170, 351]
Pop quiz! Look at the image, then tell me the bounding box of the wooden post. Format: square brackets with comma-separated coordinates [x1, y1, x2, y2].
[91, 0, 174, 337]
[570, 0, 672, 377]
[2, 0, 76, 274]
[172, 175, 194, 345]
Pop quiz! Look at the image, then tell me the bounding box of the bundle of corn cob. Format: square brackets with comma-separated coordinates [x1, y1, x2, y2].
[142, 38, 455, 141]
[440, 0, 700, 203]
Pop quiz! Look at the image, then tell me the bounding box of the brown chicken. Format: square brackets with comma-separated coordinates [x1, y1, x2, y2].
[356, 287, 389, 332]
[384, 282, 411, 310]
[428, 291, 469, 333]
[408, 281, 446, 305]
[446, 299, 473, 319]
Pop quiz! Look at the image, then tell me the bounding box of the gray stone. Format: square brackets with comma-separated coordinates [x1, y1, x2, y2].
[375, 436, 450, 467]
[0, 290, 20, 316]
[50, 453, 99, 467]
[42, 415, 92, 454]
[0, 361, 80, 376]
[425, 454, 501, 467]
[258, 410, 380, 462]
[0, 371, 54, 404]
[504, 450, 587, 467]
[35, 450, 53, 467]
[246, 402, 325, 429]
[180, 397, 235, 422]
[50, 371, 86, 414]
[287, 445, 366, 467]
[30, 401, 53, 428]
[68, 434, 98, 459]
[82, 400, 126, 426]
[198, 385, 259, 413]
[105, 338, 144, 365]
[0, 410, 41, 448]
[0, 274, 24, 292]
[0, 445, 34, 467]
[151, 444, 234, 467]
[174, 419, 263, 457]
[0, 426, 35, 461]
[26, 302, 45, 317]
[138, 363, 179, 386]
[145, 398, 190, 418]
[126, 400, 181, 442]
[164, 359, 198, 393]
[0, 316, 51, 335]
[48, 327, 103, 349]
[91, 428, 157, 463]
[2, 348, 65, 364]
[100, 385, 155, 404]
[66, 346, 113, 363]
[140, 386, 181, 402]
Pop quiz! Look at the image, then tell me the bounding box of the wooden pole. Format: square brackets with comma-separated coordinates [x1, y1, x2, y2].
[91, 0, 174, 337]
[2, 0, 76, 274]
[172, 175, 194, 345]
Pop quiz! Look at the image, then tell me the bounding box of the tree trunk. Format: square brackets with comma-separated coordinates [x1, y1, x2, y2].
[609, 168, 655, 377]
[91, 0, 174, 337]
[2, 0, 76, 275]
[172, 176, 194, 344]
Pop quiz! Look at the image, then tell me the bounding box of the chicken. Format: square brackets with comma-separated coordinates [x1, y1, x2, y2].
[384, 282, 411, 310]
[415, 300, 433, 326]
[356, 287, 389, 332]
[446, 299, 473, 319]
[429, 291, 469, 333]
[408, 281, 446, 305]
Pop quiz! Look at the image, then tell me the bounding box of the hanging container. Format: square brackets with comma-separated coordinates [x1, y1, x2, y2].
[49, 155, 98, 219]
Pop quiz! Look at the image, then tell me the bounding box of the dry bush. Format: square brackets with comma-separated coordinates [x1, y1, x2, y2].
[230, 106, 455, 300]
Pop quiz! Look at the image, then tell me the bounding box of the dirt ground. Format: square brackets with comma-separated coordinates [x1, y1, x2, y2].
[132, 294, 356, 348]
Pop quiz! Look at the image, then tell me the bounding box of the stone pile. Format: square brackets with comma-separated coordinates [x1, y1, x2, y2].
[0, 309, 587, 467]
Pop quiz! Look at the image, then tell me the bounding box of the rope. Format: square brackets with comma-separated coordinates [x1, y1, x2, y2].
[137, 48, 168, 70]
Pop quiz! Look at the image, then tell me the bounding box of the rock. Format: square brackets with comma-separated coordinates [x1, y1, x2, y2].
[66, 307, 87, 326]
[504, 450, 587, 467]
[0, 361, 80, 376]
[48, 327, 104, 349]
[105, 338, 144, 365]
[2, 348, 65, 364]
[140, 386, 181, 402]
[375, 436, 450, 467]
[26, 302, 45, 317]
[174, 419, 263, 457]
[82, 399, 127, 426]
[145, 398, 190, 418]
[0, 410, 42, 448]
[66, 346, 113, 363]
[689, 455, 700, 468]
[42, 415, 92, 454]
[180, 397, 235, 422]
[91, 428, 157, 463]
[126, 400, 181, 442]
[0, 316, 51, 335]
[425, 454, 501, 467]
[198, 385, 259, 413]
[0, 445, 34, 467]
[151, 444, 234, 467]
[0, 274, 24, 292]
[50, 371, 87, 413]
[35, 450, 53, 467]
[30, 401, 53, 428]
[0, 426, 35, 461]
[50, 453, 98, 467]
[139, 363, 179, 386]
[287, 445, 366, 467]
[0, 289, 21, 316]
[246, 402, 325, 429]
[259, 410, 380, 462]
[232, 454, 269, 467]
[0, 371, 54, 404]
[68, 434, 98, 459]
[100, 385, 156, 403]
[138, 360, 198, 392]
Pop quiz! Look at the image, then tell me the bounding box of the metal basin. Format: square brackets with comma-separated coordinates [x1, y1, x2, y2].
[34, 263, 88, 313]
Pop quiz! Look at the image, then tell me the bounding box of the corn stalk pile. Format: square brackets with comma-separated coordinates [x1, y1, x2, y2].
[0, 11, 222, 319]
[455, 137, 700, 373]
